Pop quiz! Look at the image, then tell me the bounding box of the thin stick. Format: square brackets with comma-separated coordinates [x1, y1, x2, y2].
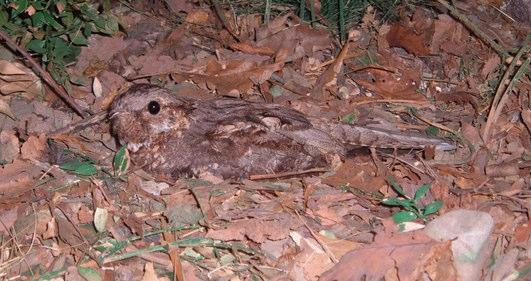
[436, 0, 509, 59]
[0, 31, 88, 118]
[486, 57, 530, 141]
[249, 167, 329, 180]
[349, 98, 434, 109]
[410, 110, 456, 134]
[294, 209, 339, 263]
[49, 110, 107, 137]
[209, 0, 241, 42]
[482, 35, 530, 142]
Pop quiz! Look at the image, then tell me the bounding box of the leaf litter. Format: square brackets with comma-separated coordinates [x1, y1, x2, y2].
[0, 1, 530, 281]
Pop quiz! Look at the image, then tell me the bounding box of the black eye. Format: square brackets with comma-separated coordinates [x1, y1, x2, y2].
[147, 101, 160, 115]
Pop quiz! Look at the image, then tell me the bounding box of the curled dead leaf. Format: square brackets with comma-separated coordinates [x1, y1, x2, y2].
[0, 98, 15, 119]
[0, 60, 29, 75]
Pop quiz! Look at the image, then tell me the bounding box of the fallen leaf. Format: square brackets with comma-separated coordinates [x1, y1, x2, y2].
[185, 9, 210, 24]
[93, 77, 103, 97]
[21, 133, 47, 160]
[0, 98, 15, 119]
[0, 129, 19, 163]
[142, 262, 160, 281]
[320, 220, 440, 281]
[0, 60, 30, 75]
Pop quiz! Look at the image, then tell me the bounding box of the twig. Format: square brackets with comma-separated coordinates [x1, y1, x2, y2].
[435, 0, 509, 59]
[488, 4, 515, 22]
[410, 110, 456, 134]
[0, 31, 88, 118]
[349, 98, 434, 108]
[249, 167, 329, 180]
[209, 0, 241, 42]
[49, 110, 107, 137]
[483, 36, 530, 142]
[269, 73, 309, 96]
[378, 151, 428, 177]
[294, 209, 339, 263]
[421, 77, 459, 85]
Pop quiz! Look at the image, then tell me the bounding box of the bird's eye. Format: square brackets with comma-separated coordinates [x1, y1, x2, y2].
[147, 101, 160, 115]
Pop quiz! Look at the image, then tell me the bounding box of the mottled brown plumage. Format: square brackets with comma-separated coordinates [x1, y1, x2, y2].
[110, 84, 454, 180]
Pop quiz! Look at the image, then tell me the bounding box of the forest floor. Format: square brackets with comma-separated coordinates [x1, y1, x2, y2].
[0, 0, 530, 280]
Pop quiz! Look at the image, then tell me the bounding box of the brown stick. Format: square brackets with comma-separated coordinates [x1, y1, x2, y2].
[482, 35, 530, 142]
[49, 110, 107, 137]
[209, 0, 241, 42]
[0, 31, 88, 118]
[249, 167, 329, 180]
[435, 0, 509, 59]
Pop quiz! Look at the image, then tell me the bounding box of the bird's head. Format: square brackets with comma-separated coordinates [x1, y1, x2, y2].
[109, 84, 192, 152]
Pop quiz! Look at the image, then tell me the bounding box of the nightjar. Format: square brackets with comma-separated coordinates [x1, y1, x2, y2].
[110, 84, 454, 180]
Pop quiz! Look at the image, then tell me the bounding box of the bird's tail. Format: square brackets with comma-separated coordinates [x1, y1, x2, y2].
[311, 120, 456, 151]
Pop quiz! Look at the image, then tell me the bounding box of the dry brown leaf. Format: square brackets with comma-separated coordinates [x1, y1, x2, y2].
[386, 9, 434, 56]
[192, 60, 283, 96]
[256, 14, 332, 63]
[0, 129, 19, 163]
[0, 61, 42, 99]
[481, 55, 501, 78]
[311, 34, 351, 99]
[322, 160, 385, 193]
[0, 206, 19, 234]
[0, 160, 41, 199]
[320, 220, 440, 281]
[185, 9, 210, 24]
[206, 218, 291, 243]
[230, 42, 275, 56]
[486, 162, 519, 177]
[0, 98, 15, 119]
[522, 110, 531, 133]
[0, 60, 30, 75]
[141, 262, 161, 281]
[21, 133, 47, 161]
[317, 234, 362, 259]
[289, 231, 336, 280]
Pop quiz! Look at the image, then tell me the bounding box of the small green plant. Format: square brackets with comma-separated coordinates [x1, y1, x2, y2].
[0, 0, 118, 84]
[59, 155, 97, 176]
[381, 178, 443, 223]
[59, 146, 130, 177]
[113, 145, 129, 177]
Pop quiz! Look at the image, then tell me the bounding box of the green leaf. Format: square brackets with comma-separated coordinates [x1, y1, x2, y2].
[425, 126, 439, 136]
[392, 211, 418, 223]
[83, 22, 92, 37]
[0, 10, 9, 27]
[41, 10, 64, 31]
[113, 145, 129, 177]
[79, 4, 99, 20]
[414, 183, 432, 202]
[387, 177, 407, 198]
[340, 112, 357, 124]
[423, 200, 443, 216]
[60, 11, 75, 27]
[26, 39, 46, 54]
[31, 1, 44, 10]
[94, 16, 118, 35]
[12, 0, 29, 16]
[70, 31, 87, 45]
[78, 266, 102, 281]
[31, 11, 46, 28]
[60, 158, 97, 176]
[381, 197, 413, 207]
[50, 37, 80, 63]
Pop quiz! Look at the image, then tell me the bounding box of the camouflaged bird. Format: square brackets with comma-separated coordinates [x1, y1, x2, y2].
[109, 84, 454, 180]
